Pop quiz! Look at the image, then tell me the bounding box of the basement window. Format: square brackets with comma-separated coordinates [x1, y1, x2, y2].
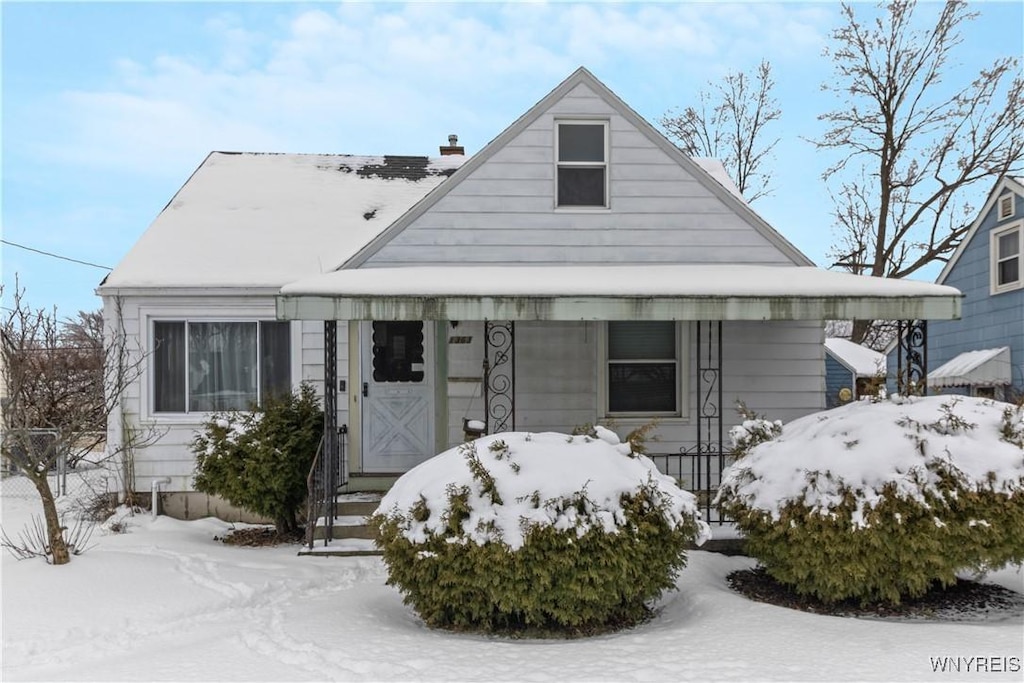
[556, 121, 608, 208]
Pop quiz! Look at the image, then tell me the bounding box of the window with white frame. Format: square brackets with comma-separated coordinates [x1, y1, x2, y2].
[556, 121, 608, 207]
[991, 223, 1022, 293]
[152, 320, 291, 413]
[998, 193, 1015, 221]
[607, 321, 679, 414]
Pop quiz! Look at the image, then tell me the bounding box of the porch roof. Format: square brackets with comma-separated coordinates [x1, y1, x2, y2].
[276, 265, 962, 322]
[928, 347, 1012, 388]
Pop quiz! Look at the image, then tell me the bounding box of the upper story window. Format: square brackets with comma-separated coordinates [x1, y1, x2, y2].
[991, 222, 1022, 294]
[556, 121, 608, 208]
[998, 193, 1016, 221]
[152, 320, 291, 413]
[606, 321, 679, 415]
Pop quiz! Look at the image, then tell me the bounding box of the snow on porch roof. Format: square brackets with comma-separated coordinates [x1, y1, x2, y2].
[928, 347, 1012, 388]
[276, 265, 962, 322]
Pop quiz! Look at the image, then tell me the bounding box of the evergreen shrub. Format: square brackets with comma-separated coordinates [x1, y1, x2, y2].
[371, 430, 709, 636]
[717, 396, 1024, 605]
[192, 383, 322, 534]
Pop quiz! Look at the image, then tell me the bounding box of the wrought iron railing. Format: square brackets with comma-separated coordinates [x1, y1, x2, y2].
[304, 424, 348, 550]
[647, 448, 732, 525]
[483, 321, 515, 433]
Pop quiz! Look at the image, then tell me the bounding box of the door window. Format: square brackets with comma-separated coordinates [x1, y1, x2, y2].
[372, 321, 425, 382]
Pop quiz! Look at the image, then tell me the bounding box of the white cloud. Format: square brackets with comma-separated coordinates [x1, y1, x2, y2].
[27, 2, 835, 177]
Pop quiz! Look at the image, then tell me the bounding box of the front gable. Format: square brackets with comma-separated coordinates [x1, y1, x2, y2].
[922, 175, 1023, 396]
[345, 68, 812, 270]
[937, 176, 1024, 291]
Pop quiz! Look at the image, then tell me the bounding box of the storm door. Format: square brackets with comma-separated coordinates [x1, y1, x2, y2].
[360, 321, 435, 472]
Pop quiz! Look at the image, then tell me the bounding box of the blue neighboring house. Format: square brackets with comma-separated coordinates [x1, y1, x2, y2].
[825, 338, 886, 408]
[888, 176, 1023, 400]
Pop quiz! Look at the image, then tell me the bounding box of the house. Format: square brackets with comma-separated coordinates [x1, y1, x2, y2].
[98, 68, 962, 523]
[885, 176, 1022, 401]
[824, 338, 886, 408]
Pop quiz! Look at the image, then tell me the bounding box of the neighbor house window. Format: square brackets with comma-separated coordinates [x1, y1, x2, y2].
[152, 320, 291, 413]
[991, 223, 1022, 294]
[607, 321, 678, 414]
[557, 121, 608, 207]
[998, 193, 1015, 221]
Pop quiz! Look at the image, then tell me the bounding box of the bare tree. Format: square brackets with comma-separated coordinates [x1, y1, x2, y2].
[1, 286, 150, 564]
[661, 60, 781, 203]
[817, 0, 1024, 344]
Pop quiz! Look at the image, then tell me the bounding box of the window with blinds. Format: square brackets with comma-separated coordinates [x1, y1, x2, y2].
[607, 321, 678, 414]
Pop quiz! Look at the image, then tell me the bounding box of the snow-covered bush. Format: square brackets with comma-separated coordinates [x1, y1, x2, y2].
[729, 401, 783, 458]
[192, 384, 322, 535]
[370, 428, 710, 635]
[717, 396, 1024, 605]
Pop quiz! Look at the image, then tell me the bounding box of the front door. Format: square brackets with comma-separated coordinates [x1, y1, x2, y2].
[361, 321, 435, 473]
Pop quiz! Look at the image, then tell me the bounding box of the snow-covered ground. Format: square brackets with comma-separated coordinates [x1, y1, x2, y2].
[2, 466, 1021, 682]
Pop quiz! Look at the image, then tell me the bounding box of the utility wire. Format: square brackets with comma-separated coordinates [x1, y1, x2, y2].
[1, 239, 112, 271]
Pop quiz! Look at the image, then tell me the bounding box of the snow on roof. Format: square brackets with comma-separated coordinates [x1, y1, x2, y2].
[692, 158, 744, 201]
[928, 347, 1012, 388]
[283, 264, 960, 298]
[824, 337, 886, 377]
[100, 152, 465, 291]
[278, 264, 962, 321]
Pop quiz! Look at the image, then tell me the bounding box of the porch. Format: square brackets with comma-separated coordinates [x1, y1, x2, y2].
[278, 264, 961, 550]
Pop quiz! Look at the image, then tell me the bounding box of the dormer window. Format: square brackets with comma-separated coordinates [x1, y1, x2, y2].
[998, 193, 1015, 221]
[556, 121, 608, 207]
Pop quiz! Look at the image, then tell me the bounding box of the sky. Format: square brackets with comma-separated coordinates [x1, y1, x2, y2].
[2, 0, 1022, 319]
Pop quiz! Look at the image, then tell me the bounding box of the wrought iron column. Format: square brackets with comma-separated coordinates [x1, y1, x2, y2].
[483, 321, 515, 433]
[322, 320, 339, 540]
[896, 320, 928, 396]
[689, 320, 723, 521]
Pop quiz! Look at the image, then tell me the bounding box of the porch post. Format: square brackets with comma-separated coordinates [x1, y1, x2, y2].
[321, 320, 339, 540]
[691, 320, 723, 522]
[483, 320, 515, 433]
[896, 320, 928, 396]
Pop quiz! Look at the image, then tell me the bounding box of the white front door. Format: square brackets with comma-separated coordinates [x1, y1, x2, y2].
[361, 321, 435, 473]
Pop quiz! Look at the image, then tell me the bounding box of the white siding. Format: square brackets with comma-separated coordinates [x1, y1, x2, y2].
[363, 82, 793, 268]
[104, 295, 347, 494]
[514, 322, 599, 433]
[445, 321, 487, 446]
[438, 318, 823, 451]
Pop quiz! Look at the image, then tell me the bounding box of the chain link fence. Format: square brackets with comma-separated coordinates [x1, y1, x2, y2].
[1, 430, 117, 499]
[1, 429, 68, 497]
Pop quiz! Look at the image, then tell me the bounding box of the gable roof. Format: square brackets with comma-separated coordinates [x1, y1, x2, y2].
[936, 175, 1024, 285]
[825, 337, 886, 377]
[341, 67, 814, 270]
[98, 152, 465, 293]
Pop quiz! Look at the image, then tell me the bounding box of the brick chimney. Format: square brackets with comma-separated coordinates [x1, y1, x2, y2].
[439, 134, 464, 156]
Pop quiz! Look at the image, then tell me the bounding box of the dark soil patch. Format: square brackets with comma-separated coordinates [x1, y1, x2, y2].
[214, 526, 304, 547]
[728, 567, 1024, 622]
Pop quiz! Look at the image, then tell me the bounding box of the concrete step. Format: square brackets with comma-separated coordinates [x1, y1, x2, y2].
[341, 475, 400, 493]
[307, 492, 383, 549]
[312, 514, 376, 541]
[334, 492, 383, 517]
[298, 537, 379, 557]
